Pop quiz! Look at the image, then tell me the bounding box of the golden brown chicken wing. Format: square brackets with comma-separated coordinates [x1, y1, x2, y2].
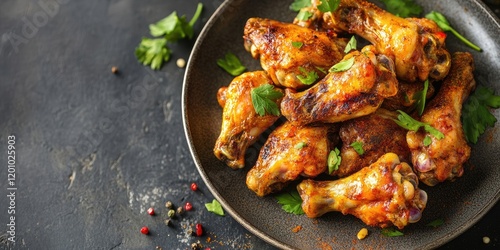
[243, 17, 347, 90]
[382, 80, 436, 113]
[246, 121, 338, 197]
[214, 71, 283, 169]
[406, 52, 475, 186]
[334, 109, 411, 177]
[280, 45, 398, 125]
[321, 0, 451, 82]
[298, 153, 428, 229]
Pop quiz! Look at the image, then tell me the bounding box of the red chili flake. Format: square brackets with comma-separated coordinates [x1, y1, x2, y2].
[190, 182, 198, 191]
[185, 202, 193, 211]
[195, 223, 203, 237]
[147, 207, 155, 216]
[140, 226, 149, 235]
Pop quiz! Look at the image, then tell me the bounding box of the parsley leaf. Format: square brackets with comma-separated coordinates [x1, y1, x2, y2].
[379, 0, 422, 18]
[295, 142, 307, 149]
[462, 85, 500, 143]
[317, 0, 340, 13]
[329, 57, 355, 72]
[217, 52, 246, 76]
[425, 11, 482, 51]
[413, 79, 430, 116]
[328, 148, 341, 174]
[423, 136, 432, 146]
[297, 67, 319, 85]
[350, 141, 364, 155]
[427, 218, 444, 228]
[290, 0, 312, 12]
[344, 36, 357, 53]
[296, 9, 313, 21]
[393, 110, 445, 140]
[251, 84, 284, 116]
[205, 199, 225, 216]
[275, 190, 305, 215]
[292, 41, 304, 49]
[135, 38, 171, 70]
[381, 228, 404, 237]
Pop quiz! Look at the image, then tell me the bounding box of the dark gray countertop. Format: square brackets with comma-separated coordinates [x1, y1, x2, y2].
[0, 0, 498, 249]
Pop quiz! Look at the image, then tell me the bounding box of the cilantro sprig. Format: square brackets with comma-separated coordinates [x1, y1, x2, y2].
[350, 141, 364, 155]
[297, 67, 319, 85]
[275, 190, 305, 215]
[290, 0, 312, 12]
[425, 11, 482, 52]
[329, 57, 355, 72]
[251, 84, 284, 116]
[317, 0, 340, 13]
[217, 52, 246, 76]
[392, 110, 445, 140]
[205, 199, 225, 216]
[135, 3, 204, 70]
[328, 148, 342, 174]
[344, 36, 357, 53]
[462, 85, 500, 143]
[380, 0, 423, 18]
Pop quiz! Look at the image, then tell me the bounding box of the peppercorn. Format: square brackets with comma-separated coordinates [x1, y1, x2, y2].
[147, 207, 155, 216]
[190, 182, 198, 191]
[165, 201, 173, 209]
[164, 219, 172, 227]
[140, 226, 149, 235]
[111, 66, 119, 74]
[195, 223, 203, 237]
[167, 209, 175, 218]
[176, 206, 184, 215]
[185, 202, 193, 211]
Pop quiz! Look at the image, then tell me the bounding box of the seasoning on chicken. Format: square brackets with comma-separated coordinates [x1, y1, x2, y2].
[298, 153, 428, 229]
[243, 18, 347, 90]
[406, 52, 475, 186]
[214, 71, 283, 169]
[280, 45, 398, 125]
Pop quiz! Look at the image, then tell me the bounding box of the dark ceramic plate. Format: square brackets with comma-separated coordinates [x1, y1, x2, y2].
[182, 0, 500, 249]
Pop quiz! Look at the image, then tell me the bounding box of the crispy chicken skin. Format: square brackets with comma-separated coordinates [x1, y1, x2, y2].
[246, 121, 338, 197]
[407, 52, 475, 186]
[214, 71, 283, 169]
[335, 109, 411, 177]
[298, 153, 428, 229]
[280, 45, 398, 125]
[320, 0, 451, 82]
[243, 18, 347, 90]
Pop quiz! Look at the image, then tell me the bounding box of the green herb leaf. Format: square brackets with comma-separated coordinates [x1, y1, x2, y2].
[149, 3, 203, 41]
[344, 36, 357, 53]
[425, 11, 482, 51]
[413, 79, 430, 116]
[292, 41, 304, 49]
[275, 190, 305, 215]
[217, 52, 246, 76]
[295, 142, 307, 149]
[296, 9, 313, 21]
[423, 136, 432, 146]
[427, 218, 444, 228]
[462, 85, 500, 143]
[393, 110, 445, 140]
[380, 0, 423, 17]
[135, 37, 171, 70]
[290, 0, 312, 12]
[297, 67, 319, 85]
[328, 148, 341, 174]
[350, 141, 364, 155]
[329, 57, 355, 73]
[251, 84, 284, 116]
[205, 199, 225, 216]
[317, 0, 340, 13]
[381, 228, 404, 237]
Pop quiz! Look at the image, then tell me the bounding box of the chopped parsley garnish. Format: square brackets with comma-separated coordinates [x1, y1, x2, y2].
[135, 3, 203, 70]
[275, 190, 305, 215]
[205, 199, 225, 216]
[295, 142, 308, 149]
[344, 36, 357, 53]
[317, 0, 340, 13]
[423, 136, 432, 146]
[296, 9, 313, 21]
[425, 11, 482, 52]
[292, 41, 304, 49]
[328, 148, 341, 174]
[290, 0, 312, 12]
[462, 85, 500, 143]
[427, 218, 444, 228]
[393, 110, 445, 140]
[329, 57, 355, 72]
[350, 141, 364, 155]
[413, 79, 430, 116]
[297, 67, 319, 85]
[216, 52, 247, 76]
[379, 0, 423, 17]
[251, 84, 284, 116]
[381, 228, 404, 237]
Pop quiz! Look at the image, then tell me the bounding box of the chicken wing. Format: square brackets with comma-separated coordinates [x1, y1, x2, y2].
[280, 45, 398, 125]
[214, 71, 283, 169]
[298, 153, 428, 229]
[243, 18, 347, 90]
[382, 80, 436, 113]
[334, 109, 411, 177]
[321, 0, 451, 82]
[246, 121, 338, 196]
[406, 52, 475, 186]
